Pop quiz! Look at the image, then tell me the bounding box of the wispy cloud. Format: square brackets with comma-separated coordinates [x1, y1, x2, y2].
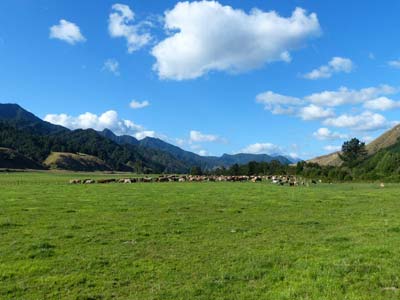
[129, 100, 150, 109]
[388, 59, 400, 69]
[103, 59, 120, 76]
[303, 57, 354, 80]
[108, 3, 152, 52]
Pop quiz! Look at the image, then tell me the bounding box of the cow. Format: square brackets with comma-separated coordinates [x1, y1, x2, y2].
[69, 179, 82, 184]
[84, 179, 95, 184]
[97, 179, 116, 184]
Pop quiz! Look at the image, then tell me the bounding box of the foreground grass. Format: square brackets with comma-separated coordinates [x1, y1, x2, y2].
[1, 173, 400, 299]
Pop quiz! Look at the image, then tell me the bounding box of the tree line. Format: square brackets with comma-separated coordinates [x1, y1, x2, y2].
[194, 138, 400, 181]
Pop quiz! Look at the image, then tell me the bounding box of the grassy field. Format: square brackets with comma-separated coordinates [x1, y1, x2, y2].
[1, 172, 400, 299]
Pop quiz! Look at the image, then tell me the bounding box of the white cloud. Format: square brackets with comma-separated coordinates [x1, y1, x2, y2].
[388, 59, 400, 69]
[323, 111, 390, 132]
[240, 143, 281, 155]
[108, 3, 152, 53]
[189, 130, 221, 143]
[256, 92, 334, 120]
[49, 19, 86, 44]
[44, 110, 154, 139]
[363, 97, 400, 111]
[198, 150, 209, 156]
[288, 152, 301, 160]
[152, 2, 321, 80]
[256, 91, 303, 115]
[134, 130, 156, 139]
[130, 100, 150, 109]
[298, 104, 334, 120]
[175, 138, 186, 147]
[256, 85, 399, 134]
[305, 85, 396, 107]
[103, 58, 120, 75]
[323, 145, 341, 152]
[313, 127, 348, 140]
[303, 57, 354, 80]
[362, 136, 374, 143]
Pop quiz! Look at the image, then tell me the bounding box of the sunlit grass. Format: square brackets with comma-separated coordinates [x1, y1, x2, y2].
[1, 172, 400, 299]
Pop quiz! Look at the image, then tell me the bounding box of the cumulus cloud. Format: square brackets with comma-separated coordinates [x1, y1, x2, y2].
[152, 2, 321, 80]
[44, 110, 155, 139]
[49, 19, 86, 44]
[313, 127, 348, 140]
[130, 100, 150, 109]
[108, 3, 152, 52]
[298, 104, 334, 120]
[134, 130, 156, 139]
[256, 85, 400, 134]
[198, 150, 209, 156]
[303, 57, 354, 79]
[323, 111, 391, 132]
[103, 58, 120, 75]
[256, 92, 333, 120]
[256, 91, 303, 115]
[189, 130, 221, 143]
[305, 85, 396, 107]
[240, 143, 281, 155]
[323, 145, 341, 152]
[363, 97, 400, 111]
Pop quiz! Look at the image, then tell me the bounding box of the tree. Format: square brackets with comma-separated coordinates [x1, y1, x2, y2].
[296, 161, 305, 174]
[247, 161, 258, 175]
[339, 138, 367, 167]
[190, 166, 203, 176]
[229, 164, 240, 176]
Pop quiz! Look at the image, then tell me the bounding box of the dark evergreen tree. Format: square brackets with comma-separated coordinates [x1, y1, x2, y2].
[339, 138, 367, 167]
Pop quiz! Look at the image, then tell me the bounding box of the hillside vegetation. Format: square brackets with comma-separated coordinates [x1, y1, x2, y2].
[309, 124, 400, 167]
[44, 152, 112, 171]
[0, 147, 44, 170]
[0, 113, 188, 173]
[0, 104, 294, 172]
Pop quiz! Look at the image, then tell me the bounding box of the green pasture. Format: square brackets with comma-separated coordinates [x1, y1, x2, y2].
[1, 172, 400, 299]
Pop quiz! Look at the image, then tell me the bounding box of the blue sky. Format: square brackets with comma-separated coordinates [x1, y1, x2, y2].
[1, 0, 400, 159]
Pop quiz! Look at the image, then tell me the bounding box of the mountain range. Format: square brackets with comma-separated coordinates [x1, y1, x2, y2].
[0, 103, 294, 172]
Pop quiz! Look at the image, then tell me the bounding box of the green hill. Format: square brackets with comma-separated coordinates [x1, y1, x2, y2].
[0, 103, 294, 172]
[308, 124, 400, 167]
[44, 152, 112, 171]
[0, 104, 188, 173]
[0, 147, 44, 170]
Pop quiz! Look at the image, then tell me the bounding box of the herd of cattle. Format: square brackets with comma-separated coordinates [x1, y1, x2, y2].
[69, 175, 319, 186]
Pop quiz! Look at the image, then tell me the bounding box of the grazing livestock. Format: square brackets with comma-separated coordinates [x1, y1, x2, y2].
[69, 174, 315, 187]
[142, 177, 153, 183]
[97, 179, 116, 184]
[69, 179, 82, 184]
[84, 179, 95, 184]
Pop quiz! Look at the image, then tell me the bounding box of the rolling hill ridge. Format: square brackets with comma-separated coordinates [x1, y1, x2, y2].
[0, 103, 294, 171]
[308, 124, 400, 167]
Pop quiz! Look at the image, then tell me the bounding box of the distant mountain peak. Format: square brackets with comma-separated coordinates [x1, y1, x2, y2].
[0, 103, 68, 134]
